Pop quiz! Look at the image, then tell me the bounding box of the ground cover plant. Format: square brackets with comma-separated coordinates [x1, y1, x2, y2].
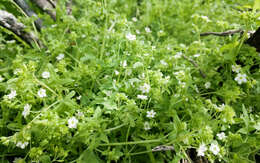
[0, 0, 260, 162]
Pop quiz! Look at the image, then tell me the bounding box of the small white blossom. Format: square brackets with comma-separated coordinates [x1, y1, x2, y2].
[41, 71, 50, 79]
[138, 73, 145, 79]
[217, 132, 226, 140]
[133, 62, 143, 68]
[51, 24, 57, 28]
[16, 141, 29, 149]
[232, 65, 241, 73]
[140, 83, 151, 93]
[37, 88, 47, 98]
[147, 110, 156, 118]
[197, 144, 207, 156]
[126, 33, 136, 41]
[137, 94, 148, 100]
[13, 69, 22, 75]
[152, 46, 156, 50]
[144, 121, 151, 130]
[114, 70, 119, 75]
[136, 29, 140, 34]
[209, 143, 220, 155]
[56, 53, 64, 61]
[0, 75, 4, 82]
[76, 111, 84, 118]
[235, 73, 247, 84]
[174, 52, 182, 59]
[22, 104, 31, 118]
[121, 60, 127, 68]
[7, 90, 17, 99]
[201, 15, 211, 22]
[132, 17, 137, 22]
[160, 60, 168, 66]
[205, 82, 211, 89]
[68, 117, 79, 128]
[194, 53, 200, 57]
[145, 27, 151, 33]
[76, 95, 82, 100]
[216, 103, 225, 112]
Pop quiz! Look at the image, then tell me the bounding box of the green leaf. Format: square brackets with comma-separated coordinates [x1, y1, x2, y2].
[254, 0, 260, 11]
[39, 155, 51, 163]
[77, 149, 103, 163]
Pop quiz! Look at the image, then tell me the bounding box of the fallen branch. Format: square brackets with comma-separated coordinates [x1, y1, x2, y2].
[31, 0, 56, 21]
[245, 27, 260, 52]
[182, 55, 206, 78]
[0, 10, 43, 48]
[200, 29, 243, 36]
[66, 0, 73, 15]
[14, 0, 43, 30]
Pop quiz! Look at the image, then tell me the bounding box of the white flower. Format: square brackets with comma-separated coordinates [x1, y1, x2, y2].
[76, 95, 81, 100]
[194, 53, 200, 57]
[22, 104, 31, 118]
[114, 70, 119, 75]
[42, 71, 50, 79]
[0, 75, 4, 82]
[138, 73, 145, 79]
[205, 82, 211, 89]
[209, 143, 220, 155]
[160, 60, 168, 66]
[132, 17, 137, 22]
[235, 73, 247, 84]
[201, 15, 211, 22]
[13, 69, 21, 75]
[68, 117, 79, 129]
[174, 52, 182, 59]
[121, 60, 127, 68]
[197, 144, 207, 156]
[216, 103, 225, 112]
[7, 90, 17, 99]
[140, 83, 151, 93]
[152, 46, 156, 50]
[217, 132, 226, 140]
[133, 62, 143, 68]
[56, 53, 64, 61]
[145, 27, 151, 33]
[76, 111, 84, 118]
[136, 30, 140, 34]
[159, 30, 163, 33]
[232, 65, 241, 73]
[126, 33, 136, 41]
[137, 94, 148, 100]
[146, 110, 156, 118]
[37, 88, 47, 98]
[144, 121, 151, 130]
[16, 141, 29, 149]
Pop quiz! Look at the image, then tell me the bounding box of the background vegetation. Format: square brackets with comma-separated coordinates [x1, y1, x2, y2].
[0, 0, 259, 162]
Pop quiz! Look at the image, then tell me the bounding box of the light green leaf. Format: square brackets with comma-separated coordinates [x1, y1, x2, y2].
[254, 0, 260, 11]
[77, 149, 103, 163]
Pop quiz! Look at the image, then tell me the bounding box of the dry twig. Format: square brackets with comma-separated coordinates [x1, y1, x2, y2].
[182, 55, 206, 78]
[200, 29, 243, 36]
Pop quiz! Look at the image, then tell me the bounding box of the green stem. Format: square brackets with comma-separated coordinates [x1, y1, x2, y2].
[99, 139, 162, 146]
[104, 124, 126, 132]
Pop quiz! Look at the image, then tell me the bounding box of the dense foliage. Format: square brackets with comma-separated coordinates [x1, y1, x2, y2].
[0, 0, 260, 162]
